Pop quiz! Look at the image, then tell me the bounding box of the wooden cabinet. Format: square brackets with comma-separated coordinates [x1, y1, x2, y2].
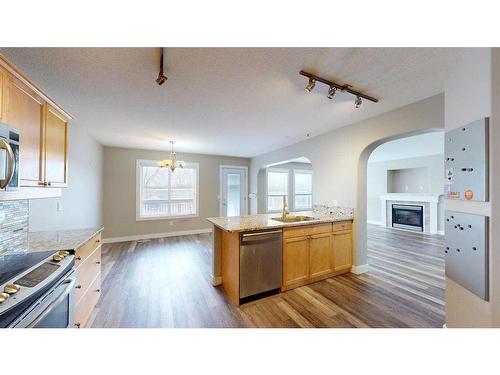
[0, 54, 71, 193]
[74, 232, 102, 328]
[5, 76, 45, 186]
[282, 221, 353, 291]
[0, 69, 5, 121]
[283, 236, 310, 288]
[309, 233, 333, 279]
[332, 230, 353, 272]
[44, 105, 68, 187]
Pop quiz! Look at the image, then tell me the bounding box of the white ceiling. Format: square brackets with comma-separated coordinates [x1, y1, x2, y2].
[0, 48, 463, 157]
[369, 131, 444, 163]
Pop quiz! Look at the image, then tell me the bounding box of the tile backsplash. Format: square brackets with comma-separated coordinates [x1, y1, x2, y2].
[313, 204, 354, 219]
[0, 200, 29, 254]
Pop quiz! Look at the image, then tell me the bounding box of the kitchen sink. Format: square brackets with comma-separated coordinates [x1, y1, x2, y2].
[271, 215, 319, 223]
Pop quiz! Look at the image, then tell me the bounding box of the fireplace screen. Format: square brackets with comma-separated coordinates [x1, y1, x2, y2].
[392, 204, 423, 231]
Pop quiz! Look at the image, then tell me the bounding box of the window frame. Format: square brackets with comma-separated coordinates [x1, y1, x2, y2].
[136, 159, 200, 221]
[292, 169, 313, 211]
[266, 167, 289, 213]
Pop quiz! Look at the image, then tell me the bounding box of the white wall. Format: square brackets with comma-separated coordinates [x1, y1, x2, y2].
[249, 94, 444, 267]
[367, 154, 444, 231]
[28, 122, 104, 232]
[102, 146, 249, 240]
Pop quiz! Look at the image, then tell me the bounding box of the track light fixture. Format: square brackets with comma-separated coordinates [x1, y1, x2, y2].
[327, 86, 337, 99]
[299, 70, 378, 106]
[354, 96, 362, 108]
[305, 78, 316, 93]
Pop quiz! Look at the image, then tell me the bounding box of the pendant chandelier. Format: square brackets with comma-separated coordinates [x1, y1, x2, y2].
[158, 141, 186, 171]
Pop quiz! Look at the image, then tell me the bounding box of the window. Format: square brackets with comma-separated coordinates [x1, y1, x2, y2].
[136, 160, 198, 220]
[294, 170, 313, 211]
[267, 169, 288, 212]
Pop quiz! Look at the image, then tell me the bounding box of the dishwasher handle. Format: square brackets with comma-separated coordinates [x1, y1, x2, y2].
[241, 230, 282, 245]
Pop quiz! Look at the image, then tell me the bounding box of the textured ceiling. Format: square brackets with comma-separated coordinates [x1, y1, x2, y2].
[369, 131, 445, 163]
[0, 48, 464, 157]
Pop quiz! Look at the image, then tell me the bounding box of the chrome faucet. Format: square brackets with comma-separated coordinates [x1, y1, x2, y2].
[282, 195, 289, 219]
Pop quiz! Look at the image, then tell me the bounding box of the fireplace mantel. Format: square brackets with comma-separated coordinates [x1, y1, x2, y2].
[380, 193, 442, 203]
[380, 193, 443, 234]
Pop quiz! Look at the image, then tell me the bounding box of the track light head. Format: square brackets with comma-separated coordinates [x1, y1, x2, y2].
[354, 96, 362, 108]
[327, 86, 337, 99]
[305, 78, 316, 93]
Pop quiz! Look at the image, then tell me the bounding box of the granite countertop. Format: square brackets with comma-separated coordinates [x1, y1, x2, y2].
[207, 209, 354, 233]
[11, 228, 103, 254]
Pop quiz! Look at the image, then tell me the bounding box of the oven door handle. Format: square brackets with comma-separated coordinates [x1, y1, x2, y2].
[26, 277, 76, 328]
[0, 139, 14, 189]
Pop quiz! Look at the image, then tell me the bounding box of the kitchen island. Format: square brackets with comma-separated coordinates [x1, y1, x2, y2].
[207, 209, 354, 305]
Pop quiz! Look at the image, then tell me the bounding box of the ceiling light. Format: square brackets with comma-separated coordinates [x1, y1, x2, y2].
[327, 86, 337, 99]
[299, 71, 379, 106]
[354, 96, 362, 108]
[305, 78, 316, 93]
[158, 141, 186, 171]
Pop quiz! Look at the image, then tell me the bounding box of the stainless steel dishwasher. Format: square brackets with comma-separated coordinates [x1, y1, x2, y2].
[239, 230, 282, 300]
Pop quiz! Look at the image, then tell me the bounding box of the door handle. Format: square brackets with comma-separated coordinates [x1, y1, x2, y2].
[0, 139, 14, 189]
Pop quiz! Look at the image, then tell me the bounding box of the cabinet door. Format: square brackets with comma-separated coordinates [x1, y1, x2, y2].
[44, 105, 68, 187]
[0, 70, 5, 121]
[309, 233, 333, 279]
[7, 77, 44, 186]
[332, 231, 353, 273]
[283, 236, 309, 288]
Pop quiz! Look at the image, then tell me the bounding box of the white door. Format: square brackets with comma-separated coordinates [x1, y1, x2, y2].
[220, 166, 247, 217]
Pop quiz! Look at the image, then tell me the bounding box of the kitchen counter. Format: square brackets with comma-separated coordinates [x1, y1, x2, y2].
[209, 208, 355, 306]
[207, 208, 354, 233]
[4, 227, 103, 254]
[27, 227, 104, 252]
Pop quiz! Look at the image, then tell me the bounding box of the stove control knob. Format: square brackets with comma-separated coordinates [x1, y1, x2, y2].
[0, 292, 9, 303]
[52, 255, 63, 262]
[58, 250, 70, 257]
[4, 284, 21, 294]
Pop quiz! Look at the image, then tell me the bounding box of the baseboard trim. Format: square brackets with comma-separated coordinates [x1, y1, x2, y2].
[211, 275, 222, 286]
[351, 264, 369, 275]
[102, 228, 213, 244]
[367, 220, 384, 226]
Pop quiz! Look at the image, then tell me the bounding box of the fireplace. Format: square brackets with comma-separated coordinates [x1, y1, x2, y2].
[392, 204, 423, 232]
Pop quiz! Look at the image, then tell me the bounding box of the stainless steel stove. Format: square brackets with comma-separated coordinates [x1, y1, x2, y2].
[0, 250, 75, 328]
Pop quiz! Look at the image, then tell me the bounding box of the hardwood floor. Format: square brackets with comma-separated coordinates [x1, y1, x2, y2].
[89, 225, 445, 328]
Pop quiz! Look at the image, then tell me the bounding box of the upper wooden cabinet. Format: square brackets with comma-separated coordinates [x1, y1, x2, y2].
[6, 77, 45, 186]
[0, 54, 71, 190]
[44, 106, 68, 187]
[0, 69, 5, 121]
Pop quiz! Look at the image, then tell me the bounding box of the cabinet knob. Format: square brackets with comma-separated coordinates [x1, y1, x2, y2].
[75, 284, 82, 289]
[95, 261, 101, 265]
[75, 322, 81, 328]
[96, 289, 101, 293]
[76, 256, 82, 261]
[47, 181, 52, 186]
